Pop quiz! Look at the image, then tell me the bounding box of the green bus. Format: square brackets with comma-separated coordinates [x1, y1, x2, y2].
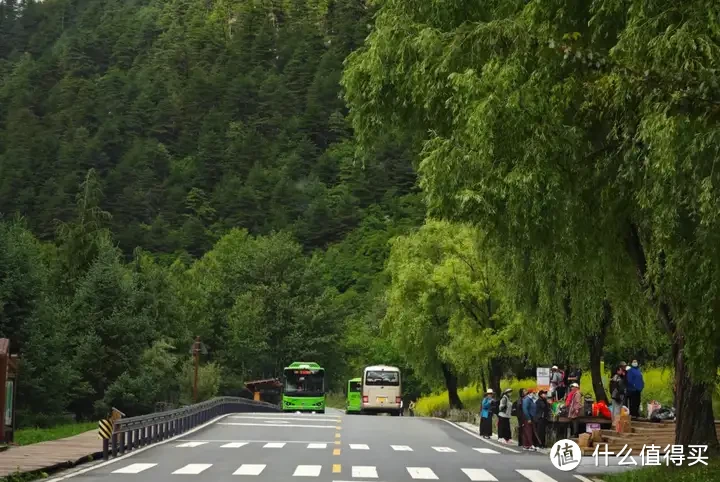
[346, 378, 362, 414]
[282, 362, 326, 413]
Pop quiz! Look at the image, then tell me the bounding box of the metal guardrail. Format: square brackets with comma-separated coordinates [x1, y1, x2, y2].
[103, 397, 281, 460]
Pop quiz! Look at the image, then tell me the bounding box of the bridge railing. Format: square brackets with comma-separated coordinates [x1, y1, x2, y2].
[104, 396, 281, 459]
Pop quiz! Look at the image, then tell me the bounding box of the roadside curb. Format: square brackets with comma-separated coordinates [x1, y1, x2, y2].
[432, 417, 522, 454]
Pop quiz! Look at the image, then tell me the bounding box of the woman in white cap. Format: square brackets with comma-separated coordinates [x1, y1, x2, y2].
[549, 365, 563, 399]
[497, 388, 513, 443]
[479, 389, 494, 438]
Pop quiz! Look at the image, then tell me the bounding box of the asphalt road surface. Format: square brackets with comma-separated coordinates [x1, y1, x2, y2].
[50, 409, 630, 482]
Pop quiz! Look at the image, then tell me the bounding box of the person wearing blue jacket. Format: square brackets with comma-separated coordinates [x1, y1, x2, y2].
[626, 360, 644, 418]
[479, 389, 494, 438]
[521, 389, 537, 450]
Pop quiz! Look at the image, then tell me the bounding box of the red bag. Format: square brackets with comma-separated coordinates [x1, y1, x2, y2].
[596, 400, 611, 419]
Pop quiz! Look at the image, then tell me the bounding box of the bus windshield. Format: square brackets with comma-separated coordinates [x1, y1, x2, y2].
[284, 369, 324, 396]
[365, 370, 400, 386]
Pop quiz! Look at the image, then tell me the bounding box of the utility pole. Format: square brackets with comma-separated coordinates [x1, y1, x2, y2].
[193, 336, 200, 403]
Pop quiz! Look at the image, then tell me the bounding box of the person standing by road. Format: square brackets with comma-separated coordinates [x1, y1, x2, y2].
[408, 400, 416, 417]
[521, 389, 537, 451]
[567, 365, 582, 387]
[566, 382, 583, 436]
[549, 366, 563, 399]
[610, 365, 628, 428]
[534, 390, 551, 449]
[626, 360, 644, 418]
[514, 388, 526, 447]
[497, 388, 513, 444]
[479, 389, 494, 438]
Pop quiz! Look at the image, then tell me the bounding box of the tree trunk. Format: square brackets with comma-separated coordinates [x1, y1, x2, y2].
[488, 357, 502, 396]
[441, 363, 463, 410]
[673, 336, 719, 449]
[480, 367, 487, 394]
[588, 300, 612, 403]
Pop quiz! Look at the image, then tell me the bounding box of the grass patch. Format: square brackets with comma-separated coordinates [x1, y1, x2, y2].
[14, 422, 96, 446]
[604, 459, 720, 482]
[325, 392, 345, 410]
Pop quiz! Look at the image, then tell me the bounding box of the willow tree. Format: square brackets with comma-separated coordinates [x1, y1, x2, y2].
[384, 220, 518, 408]
[344, 0, 720, 446]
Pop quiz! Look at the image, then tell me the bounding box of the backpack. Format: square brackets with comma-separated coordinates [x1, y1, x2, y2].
[490, 398, 499, 415]
[511, 400, 519, 417]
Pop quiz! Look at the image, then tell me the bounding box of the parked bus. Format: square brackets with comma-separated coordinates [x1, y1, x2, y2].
[346, 377, 362, 414]
[282, 362, 326, 413]
[361, 365, 402, 416]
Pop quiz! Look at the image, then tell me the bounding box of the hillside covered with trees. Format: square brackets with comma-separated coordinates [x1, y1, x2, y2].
[0, 0, 424, 424]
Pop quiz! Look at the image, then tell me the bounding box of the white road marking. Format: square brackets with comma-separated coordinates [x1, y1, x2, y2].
[267, 420, 290, 424]
[176, 441, 207, 447]
[263, 442, 287, 448]
[111, 463, 157, 474]
[516, 470, 558, 482]
[233, 464, 266, 475]
[352, 466, 378, 478]
[308, 443, 327, 449]
[432, 446, 456, 452]
[407, 468, 439, 480]
[391, 445, 413, 451]
[229, 415, 341, 422]
[349, 444, 369, 450]
[175, 439, 333, 444]
[472, 448, 500, 454]
[461, 469, 498, 481]
[172, 464, 213, 475]
[220, 422, 336, 429]
[573, 477, 593, 482]
[435, 418, 521, 454]
[293, 465, 323, 477]
[221, 442, 248, 448]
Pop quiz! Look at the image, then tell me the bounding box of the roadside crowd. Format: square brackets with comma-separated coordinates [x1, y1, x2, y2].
[478, 360, 645, 451]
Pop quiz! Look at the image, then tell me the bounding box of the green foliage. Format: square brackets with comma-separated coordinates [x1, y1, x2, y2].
[0, 0, 420, 423]
[178, 360, 221, 404]
[344, 0, 720, 443]
[14, 422, 96, 446]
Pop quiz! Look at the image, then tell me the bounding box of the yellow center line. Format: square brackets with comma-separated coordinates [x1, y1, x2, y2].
[335, 433, 341, 438]
[333, 464, 341, 473]
[334, 440, 341, 445]
[336, 426, 342, 430]
[333, 448, 341, 456]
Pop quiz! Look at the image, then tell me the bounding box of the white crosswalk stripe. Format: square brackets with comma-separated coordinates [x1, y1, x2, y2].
[349, 443, 369, 450]
[172, 464, 212, 475]
[352, 466, 378, 478]
[473, 448, 500, 454]
[221, 442, 248, 448]
[293, 465, 323, 477]
[112, 463, 157, 474]
[431, 446, 456, 452]
[462, 469, 498, 481]
[391, 445, 413, 451]
[407, 467, 439, 480]
[106, 462, 561, 481]
[263, 442, 286, 448]
[233, 464, 266, 475]
[516, 469, 558, 482]
[176, 441, 207, 447]
[307, 443, 327, 449]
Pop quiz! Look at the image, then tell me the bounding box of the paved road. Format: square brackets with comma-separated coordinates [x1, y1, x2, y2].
[52, 409, 628, 482]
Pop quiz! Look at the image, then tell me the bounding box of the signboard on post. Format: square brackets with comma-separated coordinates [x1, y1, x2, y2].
[536, 367, 551, 391]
